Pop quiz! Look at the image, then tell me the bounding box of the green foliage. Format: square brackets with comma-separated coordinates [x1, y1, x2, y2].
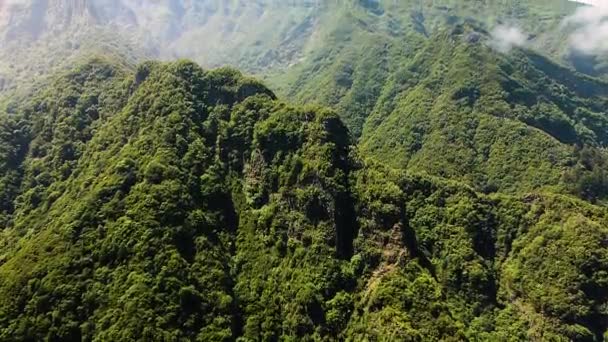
[1, 58, 608, 341]
[564, 146, 608, 203]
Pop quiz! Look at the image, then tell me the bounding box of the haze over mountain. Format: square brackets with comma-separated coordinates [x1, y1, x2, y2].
[0, 0, 321, 91]
[0, 0, 605, 92]
[2, 1, 608, 341]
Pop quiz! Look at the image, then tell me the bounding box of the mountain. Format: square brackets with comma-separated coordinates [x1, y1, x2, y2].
[0, 58, 607, 341]
[5, 0, 608, 201]
[258, 2, 608, 201]
[356, 26, 608, 197]
[0, 0, 594, 93]
[2, 1, 608, 341]
[0, 0, 321, 92]
[266, 0, 582, 130]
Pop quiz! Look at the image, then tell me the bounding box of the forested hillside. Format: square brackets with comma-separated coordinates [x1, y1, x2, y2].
[357, 26, 608, 199]
[0, 59, 607, 341]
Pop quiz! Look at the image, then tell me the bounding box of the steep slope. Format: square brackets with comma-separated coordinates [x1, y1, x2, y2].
[356, 26, 608, 198]
[5, 1, 608, 204]
[0, 59, 608, 341]
[0, 0, 145, 91]
[254, 1, 608, 202]
[350, 164, 608, 341]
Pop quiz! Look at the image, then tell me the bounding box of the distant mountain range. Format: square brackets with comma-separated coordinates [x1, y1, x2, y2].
[0, 0, 322, 91]
[0, 0, 601, 93]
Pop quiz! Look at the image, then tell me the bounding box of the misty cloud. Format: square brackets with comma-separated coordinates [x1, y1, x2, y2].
[564, 2, 608, 55]
[489, 25, 527, 53]
[2, 0, 28, 6]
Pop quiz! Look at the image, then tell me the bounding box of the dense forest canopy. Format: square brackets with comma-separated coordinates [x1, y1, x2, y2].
[0, 57, 606, 341]
[1, 0, 608, 341]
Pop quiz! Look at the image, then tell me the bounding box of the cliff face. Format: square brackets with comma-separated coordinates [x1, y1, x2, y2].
[0, 0, 321, 52]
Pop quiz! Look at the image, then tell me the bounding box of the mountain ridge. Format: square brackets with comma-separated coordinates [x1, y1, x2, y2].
[0, 58, 607, 340]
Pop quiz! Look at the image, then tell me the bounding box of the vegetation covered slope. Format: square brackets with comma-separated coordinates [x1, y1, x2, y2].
[5, 1, 608, 203]
[0, 59, 607, 341]
[268, 0, 580, 129]
[356, 26, 608, 198]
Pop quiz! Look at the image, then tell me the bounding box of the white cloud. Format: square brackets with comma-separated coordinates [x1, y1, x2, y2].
[564, 2, 608, 55]
[489, 25, 527, 53]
